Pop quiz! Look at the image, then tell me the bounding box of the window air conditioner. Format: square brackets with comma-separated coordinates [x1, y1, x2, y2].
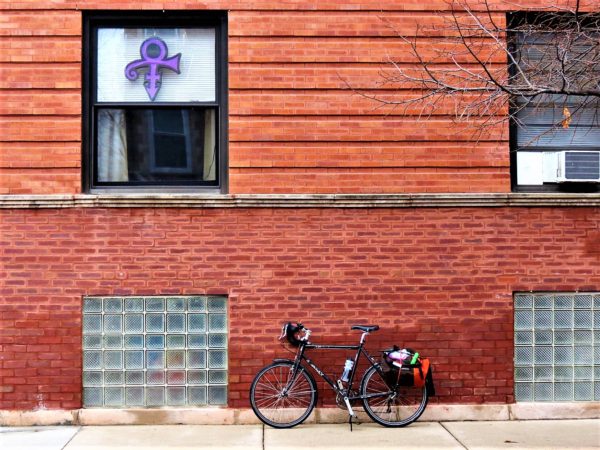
[553, 151, 600, 183]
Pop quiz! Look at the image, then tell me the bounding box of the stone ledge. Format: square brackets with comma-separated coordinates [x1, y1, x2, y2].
[1, 403, 598, 426]
[2, 193, 600, 209]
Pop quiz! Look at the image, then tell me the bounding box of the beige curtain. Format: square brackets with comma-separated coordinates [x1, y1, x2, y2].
[203, 110, 216, 181]
[97, 109, 129, 182]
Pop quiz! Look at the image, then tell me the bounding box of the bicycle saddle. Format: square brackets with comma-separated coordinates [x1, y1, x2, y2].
[351, 325, 379, 332]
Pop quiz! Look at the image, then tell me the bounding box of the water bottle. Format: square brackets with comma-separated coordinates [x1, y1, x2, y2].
[340, 358, 354, 382]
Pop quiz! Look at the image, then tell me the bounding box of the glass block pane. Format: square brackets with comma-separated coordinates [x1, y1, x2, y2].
[188, 314, 206, 332]
[167, 297, 185, 311]
[166, 350, 185, 369]
[146, 314, 165, 332]
[104, 298, 122, 312]
[83, 371, 103, 386]
[574, 330, 593, 345]
[167, 335, 185, 349]
[188, 370, 207, 385]
[595, 311, 600, 328]
[515, 366, 533, 381]
[208, 350, 227, 369]
[189, 297, 206, 311]
[125, 335, 144, 349]
[167, 387, 186, 405]
[209, 314, 227, 332]
[146, 298, 165, 311]
[534, 383, 553, 401]
[534, 294, 552, 308]
[554, 382, 573, 401]
[534, 310, 552, 328]
[83, 298, 102, 313]
[575, 294, 592, 308]
[126, 371, 144, 385]
[124, 314, 144, 333]
[208, 334, 227, 348]
[534, 330, 552, 345]
[515, 331, 532, 345]
[188, 334, 207, 348]
[105, 371, 124, 385]
[595, 367, 600, 380]
[105, 387, 124, 406]
[104, 351, 123, 369]
[574, 310, 593, 328]
[124, 297, 144, 312]
[84, 387, 103, 407]
[534, 346, 552, 364]
[83, 336, 102, 349]
[167, 314, 185, 332]
[595, 347, 600, 364]
[515, 347, 533, 365]
[147, 351, 165, 369]
[575, 367, 593, 380]
[554, 366, 573, 381]
[595, 382, 600, 401]
[574, 347, 593, 364]
[188, 350, 206, 369]
[167, 370, 186, 385]
[554, 295, 573, 309]
[104, 315, 122, 333]
[534, 366, 552, 381]
[574, 382, 593, 400]
[126, 387, 144, 406]
[209, 370, 227, 384]
[104, 335, 123, 349]
[554, 311, 573, 329]
[514, 294, 533, 309]
[208, 296, 226, 312]
[208, 385, 227, 405]
[554, 347, 573, 365]
[146, 335, 165, 349]
[594, 295, 600, 308]
[83, 315, 102, 333]
[515, 311, 533, 330]
[146, 387, 165, 406]
[189, 386, 207, 405]
[554, 330, 573, 345]
[83, 351, 102, 370]
[125, 351, 144, 369]
[147, 370, 165, 385]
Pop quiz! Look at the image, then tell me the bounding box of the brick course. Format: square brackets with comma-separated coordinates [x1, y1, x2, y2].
[1, 206, 599, 409]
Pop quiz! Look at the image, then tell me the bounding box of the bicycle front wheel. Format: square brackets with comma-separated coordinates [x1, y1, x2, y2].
[360, 365, 428, 427]
[250, 361, 317, 428]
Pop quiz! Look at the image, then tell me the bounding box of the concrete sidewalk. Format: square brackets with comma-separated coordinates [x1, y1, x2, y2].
[1, 421, 599, 450]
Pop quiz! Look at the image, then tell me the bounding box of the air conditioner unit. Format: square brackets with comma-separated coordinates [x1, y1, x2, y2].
[544, 151, 600, 183]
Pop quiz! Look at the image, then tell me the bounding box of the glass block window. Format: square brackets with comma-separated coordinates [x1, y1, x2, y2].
[83, 296, 228, 408]
[514, 293, 599, 401]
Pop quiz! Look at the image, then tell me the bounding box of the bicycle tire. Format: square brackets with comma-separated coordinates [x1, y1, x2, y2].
[360, 365, 428, 427]
[249, 361, 318, 428]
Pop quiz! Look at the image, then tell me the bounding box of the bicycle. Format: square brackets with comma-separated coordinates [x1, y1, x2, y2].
[249, 322, 434, 429]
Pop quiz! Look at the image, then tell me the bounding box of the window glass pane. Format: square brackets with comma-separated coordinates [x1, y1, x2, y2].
[97, 28, 215, 103]
[96, 108, 216, 184]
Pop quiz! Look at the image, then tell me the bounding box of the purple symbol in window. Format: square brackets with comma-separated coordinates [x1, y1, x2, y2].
[124, 37, 181, 101]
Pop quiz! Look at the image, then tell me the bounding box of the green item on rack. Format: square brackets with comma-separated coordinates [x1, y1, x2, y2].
[410, 352, 420, 364]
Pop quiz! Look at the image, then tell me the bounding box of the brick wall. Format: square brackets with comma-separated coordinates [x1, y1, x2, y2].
[0, 1, 522, 195]
[1, 206, 599, 409]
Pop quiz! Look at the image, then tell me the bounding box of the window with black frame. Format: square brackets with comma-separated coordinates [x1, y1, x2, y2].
[510, 13, 600, 191]
[84, 13, 227, 192]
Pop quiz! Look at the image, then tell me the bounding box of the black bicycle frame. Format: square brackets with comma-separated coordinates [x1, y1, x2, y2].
[290, 340, 385, 401]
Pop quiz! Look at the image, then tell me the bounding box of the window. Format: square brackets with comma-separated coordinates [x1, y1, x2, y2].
[82, 296, 228, 408]
[509, 13, 600, 191]
[514, 293, 599, 402]
[84, 12, 228, 192]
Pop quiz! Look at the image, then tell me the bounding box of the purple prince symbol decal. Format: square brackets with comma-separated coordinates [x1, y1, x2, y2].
[125, 37, 181, 101]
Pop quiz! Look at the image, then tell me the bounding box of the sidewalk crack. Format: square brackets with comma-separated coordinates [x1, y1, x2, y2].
[440, 422, 468, 450]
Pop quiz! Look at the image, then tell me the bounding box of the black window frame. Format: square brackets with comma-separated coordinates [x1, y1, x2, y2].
[83, 11, 228, 194]
[508, 12, 600, 193]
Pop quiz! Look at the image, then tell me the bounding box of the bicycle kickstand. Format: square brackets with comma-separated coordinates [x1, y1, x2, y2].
[343, 396, 359, 431]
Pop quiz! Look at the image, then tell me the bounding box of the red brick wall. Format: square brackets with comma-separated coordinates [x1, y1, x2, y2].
[0, 2, 521, 195]
[1, 206, 599, 409]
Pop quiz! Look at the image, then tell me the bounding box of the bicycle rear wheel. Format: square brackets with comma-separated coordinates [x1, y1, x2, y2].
[250, 361, 317, 428]
[360, 365, 428, 427]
